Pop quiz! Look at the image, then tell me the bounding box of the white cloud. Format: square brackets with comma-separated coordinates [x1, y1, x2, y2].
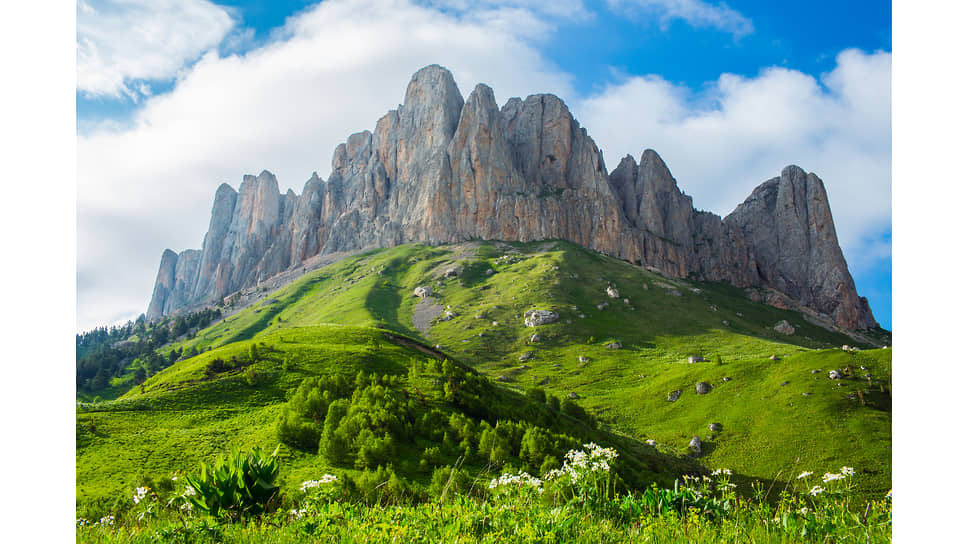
[606, 0, 753, 37]
[77, 0, 575, 331]
[575, 49, 891, 270]
[76, 0, 235, 99]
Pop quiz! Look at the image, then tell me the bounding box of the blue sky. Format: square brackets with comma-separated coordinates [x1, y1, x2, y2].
[75, 0, 892, 331]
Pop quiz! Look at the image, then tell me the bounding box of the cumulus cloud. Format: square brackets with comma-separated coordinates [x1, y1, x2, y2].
[76, 0, 235, 99]
[606, 0, 753, 37]
[575, 48, 891, 270]
[77, 0, 575, 330]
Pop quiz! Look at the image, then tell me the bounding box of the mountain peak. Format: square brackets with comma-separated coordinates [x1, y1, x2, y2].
[147, 66, 878, 331]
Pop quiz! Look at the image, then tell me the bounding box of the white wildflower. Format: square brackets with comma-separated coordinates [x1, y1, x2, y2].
[300, 474, 338, 492]
[180, 502, 193, 513]
[133, 486, 150, 504]
[809, 486, 824, 496]
[840, 466, 855, 476]
[797, 471, 813, 480]
[800, 507, 810, 515]
[711, 468, 732, 476]
[822, 472, 844, 483]
[96, 515, 115, 526]
[183, 485, 196, 497]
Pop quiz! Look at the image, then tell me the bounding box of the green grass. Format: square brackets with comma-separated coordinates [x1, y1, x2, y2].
[78, 239, 891, 522]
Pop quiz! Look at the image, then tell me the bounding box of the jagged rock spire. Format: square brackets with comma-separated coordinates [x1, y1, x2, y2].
[146, 64, 878, 331]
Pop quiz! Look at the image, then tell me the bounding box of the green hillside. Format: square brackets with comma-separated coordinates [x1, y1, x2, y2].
[77, 240, 891, 518]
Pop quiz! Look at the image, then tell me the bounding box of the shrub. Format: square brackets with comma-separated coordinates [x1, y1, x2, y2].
[184, 446, 280, 520]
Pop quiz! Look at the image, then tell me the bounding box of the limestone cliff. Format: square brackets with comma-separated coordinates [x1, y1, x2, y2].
[146, 64, 878, 330]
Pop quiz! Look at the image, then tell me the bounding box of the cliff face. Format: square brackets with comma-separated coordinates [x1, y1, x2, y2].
[146, 65, 878, 330]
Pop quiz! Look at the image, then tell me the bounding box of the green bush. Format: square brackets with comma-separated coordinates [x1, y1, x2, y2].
[184, 446, 280, 520]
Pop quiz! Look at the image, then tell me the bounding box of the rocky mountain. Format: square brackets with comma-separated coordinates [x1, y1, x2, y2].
[146, 64, 877, 331]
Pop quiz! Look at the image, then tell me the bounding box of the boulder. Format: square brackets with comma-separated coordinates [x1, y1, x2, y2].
[496, 375, 510, 382]
[722, 376, 732, 382]
[709, 422, 723, 432]
[485, 269, 495, 276]
[568, 392, 579, 399]
[443, 266, 462, 277]
[519, 352, 533, 361]
[606, 286, 620, 298]
[688, 355, 708, 363]
[413, 286, 433, 298]
[578, 356, 589, 363]
[645, 439, 657, 446]
[524, 309, 559, 327]
[769, 355, 779, 361]
[688, 436, 702, 454]
[774, 320, 795, 335]
[667, 390, 681, 402]
[828, 370, 842, 380]
[695, 382, 712, 394]
[596, 302, 609, 310]
[529, 334, 541, 343]
[440, 310, 456, 321]
[606, 342, 622, 349]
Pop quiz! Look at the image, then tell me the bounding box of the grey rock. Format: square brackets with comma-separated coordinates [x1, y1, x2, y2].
[596, 302, 609, 310]
[666, 290, 682, 297]
[529, 334, 541, 343]
[578, 356, 589, 363]
[829, 370, 842, 380]
[667, 390, 681, 402]
[606, 286, 620, 298]
[688, 436, 702, 454]
[524, 309, 559, 326]
[688, 355, 708, 363]
[645, 439, 657, 447]
[568, 392, 579, 399]
[606, 342, 622, 349]
[773, 320, 795, 335]
[769, 355, 779, 361]
[414, 286, 433, 298]
[722, 376, 732, 382]
[519, 352, 533, 361]
[709, 423, 723, 432]
[696, 382, 712, 394]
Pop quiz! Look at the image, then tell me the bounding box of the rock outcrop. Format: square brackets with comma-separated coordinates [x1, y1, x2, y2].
[146, 64, 878, 330]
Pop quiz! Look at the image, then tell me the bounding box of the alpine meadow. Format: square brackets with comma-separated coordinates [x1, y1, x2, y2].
[75, 2, 893, 541]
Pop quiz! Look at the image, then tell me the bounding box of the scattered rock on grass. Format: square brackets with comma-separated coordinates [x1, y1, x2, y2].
[524, 309, 559, 327]
[568, 392, 579, 399]
[709, 422, 723, 432]
[696, 382, 712, 394]
[667, 390, 681, 402]
[828, 370, 842, 380]
[606, 342, 622, 349]
[413, 286, 433, 298]
[688, 436, 702, 454]
[607, 286, 620, 299]
[578, 356, 589, 363]
[774, 320, 795, 335]
[688, 355, 708, 363]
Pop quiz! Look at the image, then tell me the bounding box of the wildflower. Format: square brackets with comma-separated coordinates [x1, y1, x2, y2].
[96, 515, 115, 526]
[822, 472, 844, 483]
[76, 518, 89, 528]
[840, 466, 855, 476]
[809, 486, 824, 496]
[800, 507, 810, 515]
[885, 489, 892, 500]
[711, 468, 732, 476]
[300, 474, 338, 492]
[797, 471, 813, 480]
[180, 502, 193, 513]
[132, 486, 150, 504]
[183, 485, 196, 497]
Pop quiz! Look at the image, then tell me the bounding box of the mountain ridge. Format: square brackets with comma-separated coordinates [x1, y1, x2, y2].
[147, 64, 877, 331]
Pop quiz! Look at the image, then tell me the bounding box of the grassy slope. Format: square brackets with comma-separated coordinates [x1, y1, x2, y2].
[79, 240, 891, 509]
[76, 324, 696, 514]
